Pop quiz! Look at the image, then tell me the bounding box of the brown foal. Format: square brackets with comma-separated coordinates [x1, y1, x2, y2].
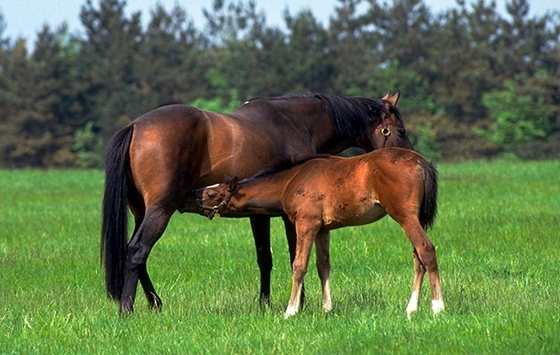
[196, 147, 444, 318]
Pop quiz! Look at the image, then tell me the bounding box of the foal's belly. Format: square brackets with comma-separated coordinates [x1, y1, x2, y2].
[323, 201, 387, 229]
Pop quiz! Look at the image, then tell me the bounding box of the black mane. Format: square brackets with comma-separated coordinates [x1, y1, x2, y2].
[247, 93, 402, 137]
[314, 93, 389, 137]
[245, 93, 397, 137]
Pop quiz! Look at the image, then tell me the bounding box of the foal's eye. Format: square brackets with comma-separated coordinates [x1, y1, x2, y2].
[398, 128, 406, 136]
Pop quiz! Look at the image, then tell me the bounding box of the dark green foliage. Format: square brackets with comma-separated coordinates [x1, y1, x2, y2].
[478, 81, 552, 147]
[0, 0, 559, 167]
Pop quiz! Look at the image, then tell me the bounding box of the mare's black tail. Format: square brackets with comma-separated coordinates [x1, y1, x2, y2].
[100, 125, 134, 301]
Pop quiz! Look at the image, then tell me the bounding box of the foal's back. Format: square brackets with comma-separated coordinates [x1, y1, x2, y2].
[280, 148, 426, 229]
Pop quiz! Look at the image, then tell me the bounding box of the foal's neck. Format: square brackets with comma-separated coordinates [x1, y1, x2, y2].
[229, 172, 291, 215]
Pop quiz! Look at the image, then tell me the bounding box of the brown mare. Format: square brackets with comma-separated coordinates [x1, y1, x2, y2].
[196, 147, 444, 318]
[101, 92, 413, 314]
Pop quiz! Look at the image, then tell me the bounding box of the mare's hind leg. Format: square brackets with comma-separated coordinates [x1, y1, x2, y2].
[120, 206, 172, 314]
[139, 264, 162, 310]
[315, 230, 332, 315]
[250, 216, 273, 305]
[400, 218, 444, 317]
[406, 249, 426, 318]
[130, 204, 162, 310]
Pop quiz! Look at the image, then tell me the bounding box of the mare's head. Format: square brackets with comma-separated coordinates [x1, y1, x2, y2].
[375, 92, 413, 149]
[317, 92, 413, 152]
[194, 178, 238, 220]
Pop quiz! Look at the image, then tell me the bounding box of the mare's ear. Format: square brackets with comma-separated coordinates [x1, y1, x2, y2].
[387, 92, 400, 107]
[381, 92, 400, 107]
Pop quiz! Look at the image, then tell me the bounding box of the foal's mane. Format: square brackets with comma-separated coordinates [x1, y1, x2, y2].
[246, 93, 400, 137]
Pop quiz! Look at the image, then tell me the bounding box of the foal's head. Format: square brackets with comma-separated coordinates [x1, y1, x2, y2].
[195, 178, 238, 219]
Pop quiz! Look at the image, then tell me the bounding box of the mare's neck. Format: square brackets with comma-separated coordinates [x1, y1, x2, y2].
[282, 98, 352, 154]
[238, 96, 351, 154]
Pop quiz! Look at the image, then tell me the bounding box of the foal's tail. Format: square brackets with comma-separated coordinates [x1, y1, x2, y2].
[101, 124, 134, 301]
[419, 159, 438, 230]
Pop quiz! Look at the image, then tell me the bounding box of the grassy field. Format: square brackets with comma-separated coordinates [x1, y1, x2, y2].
[1, 160, 559, 354]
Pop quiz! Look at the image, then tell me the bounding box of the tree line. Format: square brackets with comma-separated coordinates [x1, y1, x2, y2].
[0, 0, 558, 167]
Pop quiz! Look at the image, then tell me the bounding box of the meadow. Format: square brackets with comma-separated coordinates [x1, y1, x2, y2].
[1, 159, 559, 354]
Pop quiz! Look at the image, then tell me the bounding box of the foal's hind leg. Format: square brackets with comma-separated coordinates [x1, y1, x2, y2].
[400, 218, 444, 317]
[406, 249, 426, 318]
[315, 230, 332, 315]
[120, 206, 171, 314]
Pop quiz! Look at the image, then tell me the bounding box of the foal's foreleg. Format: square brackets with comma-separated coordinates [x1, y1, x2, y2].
[283, 215, 306, 306]
[285, 222, 318, 319]
[315, 231, 332, 315]
[401, 219, 444, 317]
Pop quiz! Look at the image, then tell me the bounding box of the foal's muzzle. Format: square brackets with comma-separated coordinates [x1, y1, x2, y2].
[194, 188, 230, 220]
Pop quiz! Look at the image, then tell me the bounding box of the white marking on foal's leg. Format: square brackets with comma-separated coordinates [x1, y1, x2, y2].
[322, 279, 332, 314]
[406, 291, 419, 319]
[284, 305, 298, 319]
[432, 299, 445, 315]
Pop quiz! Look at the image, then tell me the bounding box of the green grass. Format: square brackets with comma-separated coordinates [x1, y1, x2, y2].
[1, 161, 559, 354]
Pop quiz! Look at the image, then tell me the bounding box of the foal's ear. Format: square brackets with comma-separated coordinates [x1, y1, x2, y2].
[228, 177, 239, 192]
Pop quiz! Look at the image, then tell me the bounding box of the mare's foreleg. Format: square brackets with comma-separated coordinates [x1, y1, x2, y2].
[285, 221, 319, 319]
[120, 207, 171, 314]
[250, 216, 273, 306]
[401, 218, 444, 317]
[315, 230, 332, 315]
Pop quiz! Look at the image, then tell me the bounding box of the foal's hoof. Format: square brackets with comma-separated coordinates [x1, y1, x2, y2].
[406, 306, 417, 320]
[284, 306, 298, 319]
[432, 299, 445, 315]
